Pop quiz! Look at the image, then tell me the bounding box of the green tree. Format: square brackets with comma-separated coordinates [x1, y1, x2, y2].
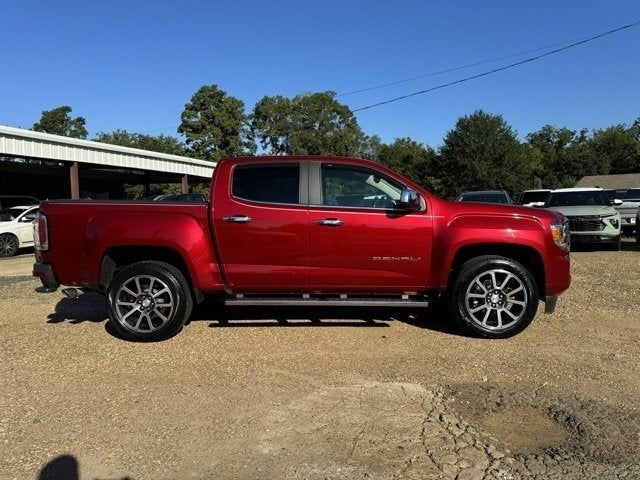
[359, 134, 383, 161]
[95, 130, 187, 156]
[590, 123, 640, 174]
[178, 85, 254, 161]
[250, 91, 365, 156]
[32, 106, 87, 139]
[439, 110, 534, 198]
[527, 125, 605, 188]
[250, 95, 292, 154]
[376, 137, 443, 195]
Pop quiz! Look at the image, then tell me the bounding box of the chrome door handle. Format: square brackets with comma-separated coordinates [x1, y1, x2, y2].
[316, 218, 343, 226]
[224, 215, 252, 223]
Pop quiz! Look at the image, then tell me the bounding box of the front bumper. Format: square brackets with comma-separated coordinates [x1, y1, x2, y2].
[570, 234, 619, 244]
[621, 216, 636, 232]
[33, 263, 59, 291]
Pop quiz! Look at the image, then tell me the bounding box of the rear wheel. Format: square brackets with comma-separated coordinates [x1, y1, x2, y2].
[449, 255, 538, 338]
[0, 234, 18, 257]
[107, 261, 193, 341]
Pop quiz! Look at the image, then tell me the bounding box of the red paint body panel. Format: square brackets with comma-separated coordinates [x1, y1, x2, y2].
[37, 156, 571, 300]
[308, 206, 431, 291]
[211, 159, 309, 292]
[38, 201, 223, 292]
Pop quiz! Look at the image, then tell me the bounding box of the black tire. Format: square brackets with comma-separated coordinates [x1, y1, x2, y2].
[636, 228, 640, 246]
[107, 261, 193, 341]
[614, 235, 622, 251]
[448, 255, 539, 339]
[0, 234, 19, 257]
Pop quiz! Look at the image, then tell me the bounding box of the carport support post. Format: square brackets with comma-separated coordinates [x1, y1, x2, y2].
[181, 174, 188, 194]
[70, 162, 80, 199]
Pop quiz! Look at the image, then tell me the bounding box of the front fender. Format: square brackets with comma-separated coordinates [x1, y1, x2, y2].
[430, 212, 547, 288]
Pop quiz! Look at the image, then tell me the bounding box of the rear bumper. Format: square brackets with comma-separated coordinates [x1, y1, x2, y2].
[33, 263, 59, 291]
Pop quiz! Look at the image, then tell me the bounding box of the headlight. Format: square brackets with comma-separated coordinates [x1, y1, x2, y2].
[610, 218, 619, 229]
[551, 221, 570, 251]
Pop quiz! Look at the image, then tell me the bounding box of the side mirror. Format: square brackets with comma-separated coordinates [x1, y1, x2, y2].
[398, 189, 421, 211]
[613, 199, 623, 206]
[20, 216, 33, 223]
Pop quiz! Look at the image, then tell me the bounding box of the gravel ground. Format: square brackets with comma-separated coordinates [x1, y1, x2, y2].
[0, 247, 639, 480]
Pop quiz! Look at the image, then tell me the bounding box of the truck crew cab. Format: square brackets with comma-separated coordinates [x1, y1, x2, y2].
[33, 156, 571, 341]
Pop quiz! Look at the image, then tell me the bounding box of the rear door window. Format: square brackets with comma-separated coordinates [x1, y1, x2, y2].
[232, 164, 301, 205]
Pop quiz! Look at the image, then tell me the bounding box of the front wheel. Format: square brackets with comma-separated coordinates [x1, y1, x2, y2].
[448, 255, 539, 338]
[0, 234, 19, 257]
[107, 261, 193, 341]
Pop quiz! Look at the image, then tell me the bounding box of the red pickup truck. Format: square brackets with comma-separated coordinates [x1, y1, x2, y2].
[33, 156, 571, 341]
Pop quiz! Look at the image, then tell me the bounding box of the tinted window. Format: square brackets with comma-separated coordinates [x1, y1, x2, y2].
[185, 194, 206, 202]
[459, 193, 508, 204]
[519, 191, 549, 204]
[321, 164, 402, 208]
[233, 164, 300, 204]
[548, 191, 610, 207]
[605, 189, 640, 201]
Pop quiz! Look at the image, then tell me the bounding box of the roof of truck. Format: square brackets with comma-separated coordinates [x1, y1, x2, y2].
[551, 187, 603, 193]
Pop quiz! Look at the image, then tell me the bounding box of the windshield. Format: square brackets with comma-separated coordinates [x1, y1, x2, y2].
[548, 191, 610, 207]
[519, 191, 549, 204]
[459, 193, 508, 204]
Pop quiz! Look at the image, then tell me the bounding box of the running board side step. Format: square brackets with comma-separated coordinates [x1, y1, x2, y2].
[225, 295, 428, 308]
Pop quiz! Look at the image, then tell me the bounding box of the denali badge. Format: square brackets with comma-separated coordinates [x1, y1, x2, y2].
[373, 256, 421, 262]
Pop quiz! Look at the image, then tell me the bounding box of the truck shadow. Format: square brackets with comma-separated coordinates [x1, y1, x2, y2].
[195, 301, 460, 335]
[47, 292, 108, 324]
[45, 294, 461, 337]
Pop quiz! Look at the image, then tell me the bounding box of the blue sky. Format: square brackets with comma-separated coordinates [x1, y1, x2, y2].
[1, 1, 639, 147]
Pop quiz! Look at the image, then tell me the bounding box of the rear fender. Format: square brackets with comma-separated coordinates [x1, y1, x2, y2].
[85, 212, 223, 291]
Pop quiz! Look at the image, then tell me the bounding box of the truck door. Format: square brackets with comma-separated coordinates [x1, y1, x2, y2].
[212, 161, 309, 292]
[308, 161, 431, 292]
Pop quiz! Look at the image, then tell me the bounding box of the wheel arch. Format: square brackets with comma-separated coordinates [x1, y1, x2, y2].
[100, 246, 200, 300]
[447, 243, 545, 298]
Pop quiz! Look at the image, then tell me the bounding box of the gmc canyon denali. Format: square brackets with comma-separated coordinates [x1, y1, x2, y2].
[33, 156, 571, 341]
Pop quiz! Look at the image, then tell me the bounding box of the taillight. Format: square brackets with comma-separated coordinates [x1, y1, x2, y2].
[34, 213, 49, 251]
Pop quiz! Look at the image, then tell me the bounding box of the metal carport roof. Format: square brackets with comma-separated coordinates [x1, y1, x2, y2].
[0, 125, 214, 179]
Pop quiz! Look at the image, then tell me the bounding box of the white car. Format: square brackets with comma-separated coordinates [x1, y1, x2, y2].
[0, 205, 40, 257]
[517, 189, 551, 207]
[545, 188, 622, 250]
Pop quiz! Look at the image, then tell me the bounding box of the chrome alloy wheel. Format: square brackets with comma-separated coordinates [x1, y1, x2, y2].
[464, 268, 528, 331]
[114, 275, 175, 333]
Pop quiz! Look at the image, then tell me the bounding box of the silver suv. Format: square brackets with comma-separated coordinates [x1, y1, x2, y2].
[546, 188, 621, 250]
[605, 188, 640, 236]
